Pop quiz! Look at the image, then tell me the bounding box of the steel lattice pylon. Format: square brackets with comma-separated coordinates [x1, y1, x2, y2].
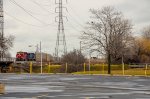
[0, 0, 4, 60]
[55, 0, 67, 61]
[0, 0, 3, 38]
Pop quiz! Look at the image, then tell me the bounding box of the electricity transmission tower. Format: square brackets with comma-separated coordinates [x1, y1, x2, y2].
[55, 0, 67, 61]
[0, 0, 3, 38]
[0, 0, 4, 60]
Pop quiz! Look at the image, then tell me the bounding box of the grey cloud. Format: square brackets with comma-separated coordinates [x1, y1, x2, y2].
[116, 0, 150, 24]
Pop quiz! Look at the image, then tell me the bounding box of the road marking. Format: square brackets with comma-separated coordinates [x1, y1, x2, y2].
[32, 93, 49, 98]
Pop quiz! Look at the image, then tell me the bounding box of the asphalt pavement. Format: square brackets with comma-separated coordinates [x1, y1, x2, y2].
[0, 74, 150, 99]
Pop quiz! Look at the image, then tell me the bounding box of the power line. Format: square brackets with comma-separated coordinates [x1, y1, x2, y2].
[68, 5, 86, 24]
[30, 0, 52, 6]
[62, 11, 83, 32]
[4, 11, 56, 28]
[62, 6, 86, 32]
[66, 5, 93, 35]
[66, 5, 89, 30]
[9, 0, 51, 25]
[8, 0, 51, 16]
[29, 0, 55, 15]
[64, 20, 82, 32]
[66, 11, 84, 29]
[0, 2, 56, 28]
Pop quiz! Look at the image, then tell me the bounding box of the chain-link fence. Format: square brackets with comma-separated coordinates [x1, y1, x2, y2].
[73, 63, 150, 76]
[2, 62, 150, 76]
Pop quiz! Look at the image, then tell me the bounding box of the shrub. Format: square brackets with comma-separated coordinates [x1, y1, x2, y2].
[32, 65, 61, 73]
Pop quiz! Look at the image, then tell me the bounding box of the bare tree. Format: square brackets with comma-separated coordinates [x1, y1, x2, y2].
[131, 26, 150, 63]
[123, 38, 141, 63]
[62, 49, 85, 65]
[142, 26, 150, 39]
[61, 49, 86, 73]
[127, 26, 150, 63]
[0, 34, 14, 58]
[81, 6, 133, 74]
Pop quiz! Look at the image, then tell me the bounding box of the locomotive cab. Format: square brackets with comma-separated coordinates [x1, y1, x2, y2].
[16, 52, 28, 61]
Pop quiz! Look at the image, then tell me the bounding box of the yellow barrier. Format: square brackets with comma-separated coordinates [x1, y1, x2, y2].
[145, 64, 148, 76]
[0, 84, 5, 94]
[122, 63, 125, 75]
[29, 62, 32, 74]
[103, 63, 105, 74]
[65, 63, 68, 73]
[48, 62, 51, 73]
[84, 63, 86, 73]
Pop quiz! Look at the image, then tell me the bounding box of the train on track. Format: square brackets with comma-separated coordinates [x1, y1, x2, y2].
[16, 52, 52, 62]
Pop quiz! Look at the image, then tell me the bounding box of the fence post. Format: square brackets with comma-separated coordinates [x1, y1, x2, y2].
[88, 52, 91, 74]
[30, 62, 32, 74]
[145, 64, 148, 76]
[9, 65, 12, 72]
[84, 63, 86, 73]
[103, 63, 105, 74]
[122, 63, 125, 76]
[65, 63, 68, 73]
[20, 63, 22, 74]
[48, 62, 51, 73]
[0, 83, 5, 94]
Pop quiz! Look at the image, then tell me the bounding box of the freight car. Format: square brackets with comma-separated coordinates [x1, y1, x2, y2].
[35, 52, 51, 62]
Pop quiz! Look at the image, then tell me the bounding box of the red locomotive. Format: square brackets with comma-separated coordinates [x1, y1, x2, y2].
[16, 52, 52, 62]
[16, 52, 28, 61]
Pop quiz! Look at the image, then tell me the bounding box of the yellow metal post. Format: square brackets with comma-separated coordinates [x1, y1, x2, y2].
[145, 64, 148, 76]
[30, 62, 32, 74]
[65, 63, 68, 73]
[48, 62, 51, 73]
[0, 83, 5, 94]
[122, 63, 125, 76]
[9, 66, 12, 72]
[88, 58, 90, 74]
[103, 63, 105, 74]
[84, 63, 86, 73]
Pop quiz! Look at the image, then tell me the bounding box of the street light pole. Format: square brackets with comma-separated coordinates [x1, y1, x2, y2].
[80, 41, 81, 53]
[40, 41, 42, 74]
[122, 55, 124, 75]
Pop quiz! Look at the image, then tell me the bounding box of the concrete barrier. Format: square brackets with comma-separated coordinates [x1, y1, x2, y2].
[0, 83, 5, 94]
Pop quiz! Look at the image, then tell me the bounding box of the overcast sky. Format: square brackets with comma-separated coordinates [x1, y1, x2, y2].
[3, 0, 150, 57]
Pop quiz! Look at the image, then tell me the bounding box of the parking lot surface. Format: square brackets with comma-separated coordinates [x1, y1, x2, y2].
[0, 74, 150, 99]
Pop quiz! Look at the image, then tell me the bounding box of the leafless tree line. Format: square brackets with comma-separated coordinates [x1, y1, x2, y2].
[80, 6, 150, 74]
[132, 26, 150, 63]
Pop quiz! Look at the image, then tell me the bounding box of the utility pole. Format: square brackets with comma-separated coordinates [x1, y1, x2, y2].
[35, 44, 39, 53]
[80, 41, 82, 53]
[0, 0, 3, 38]
[89, 51, 91, 73]
[55, 0, 67, 61]
[40, 41, 42, 74]
[0, 0, 4, 60]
